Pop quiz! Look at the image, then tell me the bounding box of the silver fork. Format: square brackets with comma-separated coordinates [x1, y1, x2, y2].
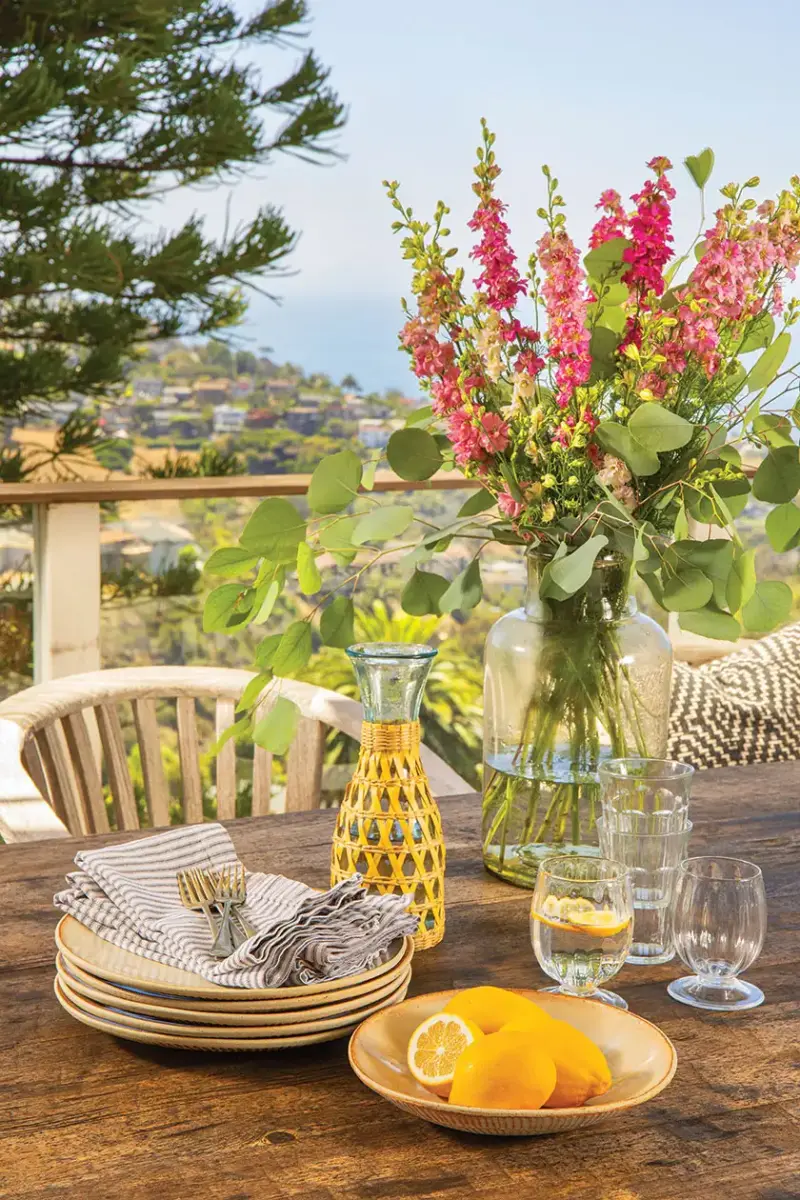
[176, 868, 233, 959]
[215, 863, 257, 942]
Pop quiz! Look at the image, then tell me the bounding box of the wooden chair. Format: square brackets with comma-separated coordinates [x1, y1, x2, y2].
[0, 666, 471, 843]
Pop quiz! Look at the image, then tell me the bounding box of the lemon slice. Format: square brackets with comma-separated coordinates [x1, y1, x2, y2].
[533, 897, 629, 938]
[407, 1013, 483, 1097]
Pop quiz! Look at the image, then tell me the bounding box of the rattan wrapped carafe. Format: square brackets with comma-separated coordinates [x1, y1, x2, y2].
[331, 643, 445, 950]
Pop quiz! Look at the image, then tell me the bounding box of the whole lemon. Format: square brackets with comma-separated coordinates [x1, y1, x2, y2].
[502, 1017, 612, 1108]
[448, 1031, 557, 1110]
[442, 986, 553, 1036]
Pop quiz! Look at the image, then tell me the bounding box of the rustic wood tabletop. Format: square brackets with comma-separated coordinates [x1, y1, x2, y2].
[2, 762, 798, 1200]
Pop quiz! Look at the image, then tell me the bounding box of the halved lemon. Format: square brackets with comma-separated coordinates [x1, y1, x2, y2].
[407, 1013, 484, 1097]
[532, 896, 629, 938]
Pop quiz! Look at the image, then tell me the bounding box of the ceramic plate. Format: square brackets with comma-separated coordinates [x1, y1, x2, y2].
[55, 915, 411, 1000]
[55, 947, 413, 1015]
[54, 975, 411, 1051]
[57, 965, 412, 1033]
[349, 988, 677, 1136]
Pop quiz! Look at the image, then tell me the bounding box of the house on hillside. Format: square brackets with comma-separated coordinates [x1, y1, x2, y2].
[213, 405, 246, 435]
[100, 519, 200, 574]
[133, 377, 163, 399]
[282, 406, 324, 435]
[162, 385, 192, 406]
[192, 380, 230, 406]
[244, 408, 277, 430]
[357, 418, 404, 450]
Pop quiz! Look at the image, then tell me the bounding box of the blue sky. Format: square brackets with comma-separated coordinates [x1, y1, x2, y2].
[165, 0, 800, 392]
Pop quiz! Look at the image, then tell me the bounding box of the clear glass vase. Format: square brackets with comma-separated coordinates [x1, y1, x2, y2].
[331, 642, 446, 950]
[482, 553, 672, 888]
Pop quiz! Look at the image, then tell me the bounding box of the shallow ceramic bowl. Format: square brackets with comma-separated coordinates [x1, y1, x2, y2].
[348, 988, 677, 1136]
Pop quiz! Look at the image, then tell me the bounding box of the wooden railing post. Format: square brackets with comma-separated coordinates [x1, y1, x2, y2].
[33, 502, 101, 682]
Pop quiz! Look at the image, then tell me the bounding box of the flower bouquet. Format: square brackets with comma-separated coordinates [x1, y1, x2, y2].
[205, 123, 800, 885]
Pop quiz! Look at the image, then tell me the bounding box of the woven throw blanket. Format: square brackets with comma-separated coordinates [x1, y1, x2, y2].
[54, 823, 417, 988]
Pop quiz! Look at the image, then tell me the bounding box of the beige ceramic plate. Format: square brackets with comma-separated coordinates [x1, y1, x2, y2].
[56, 915, 411, 1000]
[349, 988, 677, 1136]
[56, 954, 412, 1025]
[57, 964, 412, 1034]
[54, 975, 411, 1051]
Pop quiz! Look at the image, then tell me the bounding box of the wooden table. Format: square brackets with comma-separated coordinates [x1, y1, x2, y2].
[3, 763, 799, 1200]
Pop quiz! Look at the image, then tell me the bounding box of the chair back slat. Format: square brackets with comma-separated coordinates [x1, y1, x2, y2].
[132, 698, 170, 828]
[214, 699, 237, 820]
[176, 696, 203, 824]
[34, 725, 89, 835]
[95, 703, 139, 830]
[252, 746, 272, 815]
[285, 717, 325, 812]
[62, 711, 109, 834]
[22, 739, 49, 807]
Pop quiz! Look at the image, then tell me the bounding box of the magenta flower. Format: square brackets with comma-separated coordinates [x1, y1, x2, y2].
[479, 411, 511, 454]
[589, 189, 627, 249]
[498, 488, 524, 519]
[537, 230, 592, 408]
[469, 196, 527, 311]
[622, 157, 676, 301]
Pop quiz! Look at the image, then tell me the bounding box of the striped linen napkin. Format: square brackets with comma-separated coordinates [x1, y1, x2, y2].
[54, 823, 418, 988]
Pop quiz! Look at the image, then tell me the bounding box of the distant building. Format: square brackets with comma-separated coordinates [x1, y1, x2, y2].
[244, 408, 277, 430]
[234, 377, 255, 397]
[101, 519, 200, 574]
[151, 407, 178, 434]
[297, 390, 327, 407]
[357, 418, 404, 450]
[282, 406, 324, 435]
[267, 378, 298, 392]
[213, 405, 246, 435]
[161, 385, 191, 406]
[192, 380, 230, 406]
[133, 377, 163, 399]
[341, 392, 370, 419]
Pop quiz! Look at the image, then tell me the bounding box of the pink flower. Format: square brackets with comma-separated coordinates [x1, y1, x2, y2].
[430, 368, 462, 416]
[498, 488, 524, 518]
[589, 188, 627, 249]
[515, 348, 546, 376]
[469, 196, 527, 311]
[400, 317, 455, 379]
[622, 158, 675, 301]
[447, 409, 487, 468]
[537, 230, 592, 408]
[479, 411, 510, 453]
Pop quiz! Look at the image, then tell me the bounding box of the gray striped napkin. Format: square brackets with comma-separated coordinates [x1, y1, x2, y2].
[54, 823, 418, 988]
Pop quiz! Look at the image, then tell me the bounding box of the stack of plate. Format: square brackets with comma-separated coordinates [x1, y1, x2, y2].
[54, 915, 413, 1051]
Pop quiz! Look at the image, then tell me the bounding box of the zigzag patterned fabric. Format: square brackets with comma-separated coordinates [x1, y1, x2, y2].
[668, 622, 800, 770]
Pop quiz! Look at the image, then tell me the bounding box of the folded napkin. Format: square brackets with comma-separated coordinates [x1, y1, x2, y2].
[54, 823, 418, 988]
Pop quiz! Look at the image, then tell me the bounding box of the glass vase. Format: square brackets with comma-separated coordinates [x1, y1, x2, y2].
[482, 553, 672, 889]
[331, 642, 446, 950]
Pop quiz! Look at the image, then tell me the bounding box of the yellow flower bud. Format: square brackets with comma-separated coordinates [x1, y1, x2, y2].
[542, 474, 557, 488]
[541, 502, 556, 524]
[638, 388, 655, 402]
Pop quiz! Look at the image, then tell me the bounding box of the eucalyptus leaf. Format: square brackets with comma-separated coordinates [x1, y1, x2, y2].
[745, 331, 791, 394]
[307, 449, 363, 514]
[252, 570, 284, 625]
[240, 498, 306, 563]
[595, 421, 660, 476]
[204, 546, 260, 578]
[203, 583, 253, 633]
[666, 539, 733, 610]
[458, 488, 497, 517]
[583, 237, 631, 279]
[589, 325, 622, 380]
[596, 305, 627, 334]
[362, 459, 378, 490]
[253, 696, 300, 755]
[236, 672, 272, 713]
[661, 568, 714, 612]
[765, 502, 800, 552]
[752, 413, 794, 449]
[320, 596, 355, 648]
[684, 147, 715, 188]
[254, 632, 284, 672]
[628, 404, 694, 452]
[210, 716, 251, 756]
[686, 476, 750, 524]
[547, 535, 609, 597]
[272, 621, 313, 677]
[318, 515, 358, 552]
[439, 557, 482, 614]
[406, 405, 433, 426]
[351, 504, 414, 546]
[401, 568, 450, 616]
[387, 427, 443, 481]
[296, 542, 322, 595]
[679, 605, 740, 641]
[741, 580, 792, 634]
[726, 548, 757, 614]
[739, 311, 775, 353]
[752, 446, 800, 504]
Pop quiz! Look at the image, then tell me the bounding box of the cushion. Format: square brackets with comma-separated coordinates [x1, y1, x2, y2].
[667, 622, 800, 770]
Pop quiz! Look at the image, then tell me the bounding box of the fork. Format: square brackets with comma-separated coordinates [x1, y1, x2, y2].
[177, 868, 233, 958]
[215, 863, 257, 942]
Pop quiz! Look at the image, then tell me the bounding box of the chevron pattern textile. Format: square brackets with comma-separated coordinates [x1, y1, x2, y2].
[668, 623, 800, 770]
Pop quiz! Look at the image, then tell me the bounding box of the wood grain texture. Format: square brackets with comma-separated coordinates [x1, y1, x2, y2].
[1, 762, 798, 1200]
[176, 696, 203, 825]
[214, 698, 237, 821]
[285, 717, 326, 812]
[61, 712, 109, 835]
[131, 698, 170, 829]
[94, 702, 139, 830]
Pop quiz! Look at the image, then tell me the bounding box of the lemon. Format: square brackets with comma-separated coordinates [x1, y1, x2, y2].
[442, 985, 553, 1035]
[541, 1018, 612, 1108]
[448, 1031, 557, 1110]
[532, 896, 630, 938]
[407, 1012, 483, 1097]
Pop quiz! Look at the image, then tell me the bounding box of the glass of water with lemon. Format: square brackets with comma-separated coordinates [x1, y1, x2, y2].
[531, 856, 634, 1009]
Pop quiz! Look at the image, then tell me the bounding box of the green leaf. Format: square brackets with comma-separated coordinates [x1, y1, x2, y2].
[203, 583, 253, 633]
[351, 504, 414, 546]
[684, 148, 715, 189]
[253, 697, 300, 756]
[673, 503, 689, 541]
[717, 444, 742, 467]
[686, 476, 750, 524]
[739, 311, 775, 353]
[589, 325, 622, 380]
[252, 569, 284, 625]
[204, 547, 260, 578]
[727, 548, 757, 614]
[407, 405, 433, 426]
[320, 596, 355, 648]
[595, 305, 627, 334]
[439, 558, 482, 614]
[661, 568, 714, 612]
[765, 502, 800, 552]
[272, 621, 313, 677]
[694, 239, 708, 262]
[210, 716, 251, 756]
[741, 580, 792, 634]
[458, 488, 497, 517]
[596, 282, 629, 306]
[362, 459, 378, 490]
[236, 672, 272, 713]
[307, 449, 363, 514]
[752, 413, 794, 449]
[546, 535, 609, 598]
[583, 237, 632, 280]
[628, 404, 694, 452]
[745, 331, 791, 394]
[680, 539, 734, 610]
[296, 542, 322, 595]
[679, 606, 740, 641]
[254, 632, 284, 672]
[752, 446, 800, 504]
[318, 515, 358, 552]
[401, 569, 450, 616]
[595, 421, 660, 476]
[387, 428, 443, 481]
[240, 498, 306, 564]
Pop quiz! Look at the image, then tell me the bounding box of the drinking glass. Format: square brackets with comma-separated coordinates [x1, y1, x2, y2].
[530, 855, 633, 1009]
[597, 817, 692, 965]
[599, 758, 694, 832]
[668, 857, 767, 1011]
